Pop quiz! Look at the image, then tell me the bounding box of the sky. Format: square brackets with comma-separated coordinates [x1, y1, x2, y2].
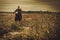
[0, 0, 60, 12]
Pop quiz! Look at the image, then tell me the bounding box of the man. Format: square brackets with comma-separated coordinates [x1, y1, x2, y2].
[14, 6, 22, 21]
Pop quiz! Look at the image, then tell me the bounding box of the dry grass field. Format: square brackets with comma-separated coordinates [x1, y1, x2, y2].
[0, 12, 59, 40]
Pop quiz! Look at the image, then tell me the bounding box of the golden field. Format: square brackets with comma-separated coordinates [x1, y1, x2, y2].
[0, 12, 60, 40]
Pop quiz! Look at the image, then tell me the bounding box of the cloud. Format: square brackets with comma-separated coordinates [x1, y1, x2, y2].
[0, 0, 60, 12]
[34, 0, 60, 12]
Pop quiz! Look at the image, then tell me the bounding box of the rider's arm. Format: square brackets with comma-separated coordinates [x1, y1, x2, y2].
[13, 9, 17, 14]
